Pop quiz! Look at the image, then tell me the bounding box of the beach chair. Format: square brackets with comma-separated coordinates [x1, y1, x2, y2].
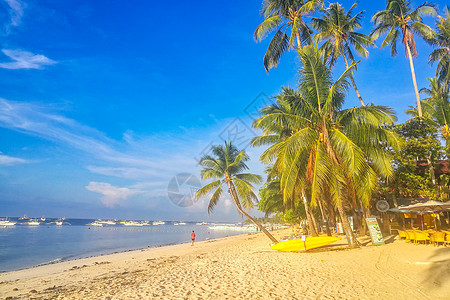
[413, 231, 430, 244]
[405, 230, 415, 243]
[444, 231, 450, 247]
[398, 230, 407, 240]
[430, 231, 445, 246]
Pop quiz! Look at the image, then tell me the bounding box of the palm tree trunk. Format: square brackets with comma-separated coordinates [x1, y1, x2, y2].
[228, 182, 278, 243]
[301, 190, 318, 236]
[317, 198, 331, 236]
[405, 42, 423, 117]
[342, 54, 365, 106]
[336, 203, 360, 247]
[427, 154, 436, 186]
[358, 199, 370, 236]
[295, 32, 302, 48]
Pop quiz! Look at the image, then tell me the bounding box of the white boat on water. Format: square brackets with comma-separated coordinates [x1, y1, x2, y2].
[152, 221, 165, 226]
[40, 217, 46, 221]
[102, 220, 116, 225]
[208, 225, 257, 232]
[55, 218, 64, 226]
[86, 221, 103, 227]
[173, 222, 186, 225]
[0, 218, 16, 226]
[26, 219, 40, 226]
[196, 222, 208, 225]
[123, 221, 145, 226]
[19, 215, 29, 220]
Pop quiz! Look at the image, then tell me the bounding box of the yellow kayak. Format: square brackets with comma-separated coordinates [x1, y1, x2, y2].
[271, 236, 341, 252]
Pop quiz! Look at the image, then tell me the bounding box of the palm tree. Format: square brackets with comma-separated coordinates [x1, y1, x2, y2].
[311, 2, 375, 107]
[253, 45, 399, 247]
[254, 0, 321, 72]
[427, 6, 450, 82]
[195, 141, 279, 243]
[371, 0, 437, 117]
[252, 87, 321, 236]
[420, 77, 450, 153]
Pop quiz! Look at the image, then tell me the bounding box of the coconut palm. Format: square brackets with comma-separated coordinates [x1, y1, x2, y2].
[427, 6, 450, 82]
[251, 87, 321, 236]
[254, 0, 321, 72]
[253, 45, 399, 246]
[371, 0, 437, 117]
[420, 77, 450, 152]
[195, 141, 278, 243]
[311, 2, 375, 107]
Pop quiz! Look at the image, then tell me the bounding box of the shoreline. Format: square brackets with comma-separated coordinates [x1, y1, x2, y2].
[0, 226, 249, 274]
[1, 229, 449, 299]
[0, 231, 251, 280]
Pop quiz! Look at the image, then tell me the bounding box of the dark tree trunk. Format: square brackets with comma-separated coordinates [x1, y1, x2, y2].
[302, 190, 318, 236]
[318, 198, 331, 236]
[337, 203, 360, 247]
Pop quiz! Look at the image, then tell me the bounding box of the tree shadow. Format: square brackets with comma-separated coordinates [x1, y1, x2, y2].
[422, 247, 450, 288]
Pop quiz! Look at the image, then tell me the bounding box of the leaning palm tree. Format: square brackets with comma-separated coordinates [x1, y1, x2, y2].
[254, 0, 321, 72]
[311, 2, 375, 107]
[253, 45, 399, 247]
[427, 6, 450, 83]
[195, 141, 278, 243]
[371, 0, 437, 117]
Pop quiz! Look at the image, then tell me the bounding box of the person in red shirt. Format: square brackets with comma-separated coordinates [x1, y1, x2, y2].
[191, 231, 195, 246]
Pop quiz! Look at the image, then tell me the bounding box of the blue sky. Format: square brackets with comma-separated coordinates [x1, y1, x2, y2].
[0, 0, 447, 221]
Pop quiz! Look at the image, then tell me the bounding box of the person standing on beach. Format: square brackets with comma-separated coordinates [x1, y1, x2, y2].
[191, 231, 195, 246]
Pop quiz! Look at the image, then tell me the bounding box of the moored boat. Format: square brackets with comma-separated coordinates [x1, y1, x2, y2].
[26, 219, 41, 226]
[0, 218, 16, 226]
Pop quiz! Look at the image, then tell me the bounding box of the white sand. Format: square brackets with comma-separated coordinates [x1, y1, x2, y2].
[1, 229, 449, 299]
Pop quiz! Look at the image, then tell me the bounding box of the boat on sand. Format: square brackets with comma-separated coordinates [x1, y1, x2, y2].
[271, 236, 341, 252]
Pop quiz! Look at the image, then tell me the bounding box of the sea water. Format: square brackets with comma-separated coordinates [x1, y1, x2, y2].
[0, 218, 245, 272]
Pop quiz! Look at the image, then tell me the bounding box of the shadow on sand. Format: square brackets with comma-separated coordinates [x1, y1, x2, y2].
[422, 247, 450, 288]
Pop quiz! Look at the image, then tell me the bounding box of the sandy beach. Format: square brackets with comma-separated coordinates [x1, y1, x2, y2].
[1, 229, 449, 299]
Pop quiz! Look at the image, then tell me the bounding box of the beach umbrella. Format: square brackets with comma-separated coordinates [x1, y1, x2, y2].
[402, 200, 450, 212]
[401, 201, 450, 229]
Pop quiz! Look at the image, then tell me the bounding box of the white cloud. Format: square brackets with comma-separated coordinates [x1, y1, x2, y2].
[4, 0, 24, 28]
[85, 181, 141, 208]
[0, 153, 28, 166]
[86, 166, 161, 180]
[0, 49, 57, 69]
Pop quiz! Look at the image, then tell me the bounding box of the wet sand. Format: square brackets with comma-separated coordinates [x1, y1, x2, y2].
[1, 229, 449, 299]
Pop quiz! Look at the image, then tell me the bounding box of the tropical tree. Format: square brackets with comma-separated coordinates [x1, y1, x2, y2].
[254, 0, 321, 72]
[252, 87, 321, 236]
[371, 0, 437, 117]
[311, 2, 375, 106]
[253, 45, 399, 247]
[420, 77, 450, 154]
[195, 141, 279, 243]
[427, 6, 450, 82]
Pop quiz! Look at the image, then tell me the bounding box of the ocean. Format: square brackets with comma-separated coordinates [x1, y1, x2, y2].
[0, 218, 247, 272]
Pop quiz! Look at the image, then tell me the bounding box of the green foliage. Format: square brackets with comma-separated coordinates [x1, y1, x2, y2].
[371, 0, 437, 58]
[254, 0, 321, 72]
[311, 2, 374, 67]
[195, 141, 262, 213]
[377, 117, 446, 199]
[253, 45, 399, 211]
[427, 6, 450, 82]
